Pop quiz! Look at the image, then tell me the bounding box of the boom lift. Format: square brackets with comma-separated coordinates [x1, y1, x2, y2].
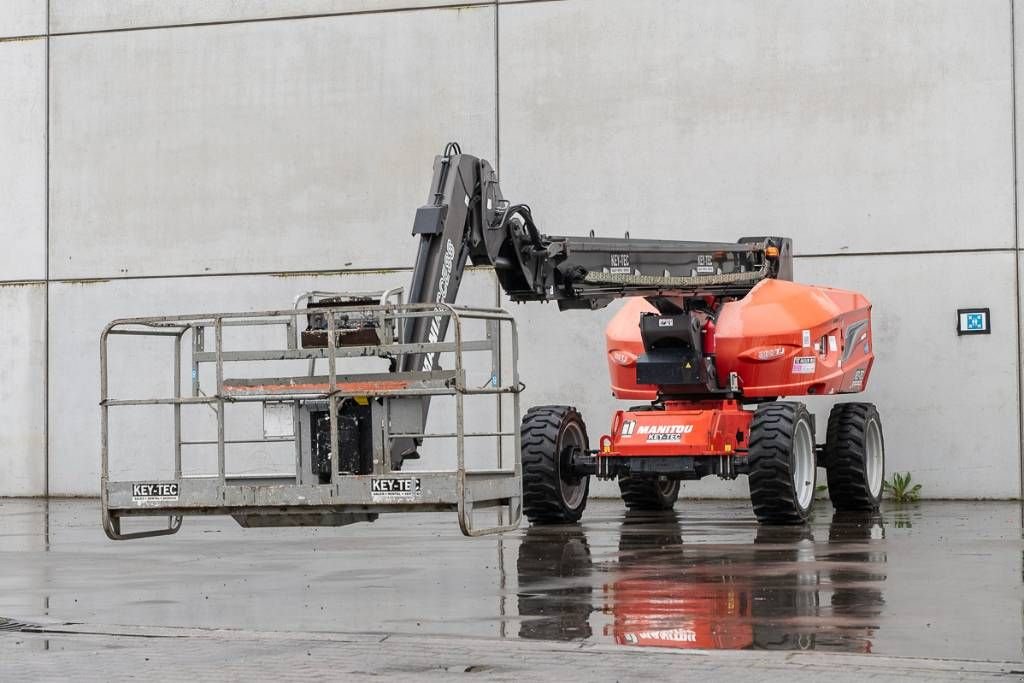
[400, 142, 882, 525]
[100, 144, 882, 539]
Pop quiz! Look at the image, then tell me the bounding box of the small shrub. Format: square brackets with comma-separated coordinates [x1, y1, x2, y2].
[883, 472, 921, 503]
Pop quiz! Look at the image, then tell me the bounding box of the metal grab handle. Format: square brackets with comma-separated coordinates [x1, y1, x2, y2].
[102, 510, 183, 541]
[456, 475, 523, 538]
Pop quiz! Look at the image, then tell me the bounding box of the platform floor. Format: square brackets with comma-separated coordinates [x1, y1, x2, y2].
[1, 498, 1022, 680]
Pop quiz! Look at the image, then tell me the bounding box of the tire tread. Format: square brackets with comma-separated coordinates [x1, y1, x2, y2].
[824, 402, 883, 511]
[521, 405, 589, 524]
[748, 401, 814, 525]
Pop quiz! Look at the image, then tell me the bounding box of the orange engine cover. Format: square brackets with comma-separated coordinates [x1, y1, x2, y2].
[605, 279, 874, 399]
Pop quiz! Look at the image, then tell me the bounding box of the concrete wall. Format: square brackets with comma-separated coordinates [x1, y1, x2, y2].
[0, 2, 47, 496]
[1, 0, 1022, 499]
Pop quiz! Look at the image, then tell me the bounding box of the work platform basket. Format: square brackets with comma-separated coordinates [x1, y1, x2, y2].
[100, 289, 523, 540]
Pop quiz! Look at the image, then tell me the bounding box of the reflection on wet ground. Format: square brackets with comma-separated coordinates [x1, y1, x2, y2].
[0, 498, 1021, 662]
[519, 510, 886, 653]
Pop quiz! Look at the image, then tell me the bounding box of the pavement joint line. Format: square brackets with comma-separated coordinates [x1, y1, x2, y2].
[11, 621, 1020, 675]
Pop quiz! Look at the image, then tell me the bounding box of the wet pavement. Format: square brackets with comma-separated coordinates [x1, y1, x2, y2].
[1, 498, 1023, 678]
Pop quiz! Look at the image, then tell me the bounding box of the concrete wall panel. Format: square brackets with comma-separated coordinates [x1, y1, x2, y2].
[0, 0, 46, 38]
[798, 251, 1019, 499]
[0, 39, 46, 282]
[0, 284, 46, 497]
[51, 1, 483, 34]
[48, 269, 499, 495]
[499, 0, 1013, 256]
[49, 6, 495, 279]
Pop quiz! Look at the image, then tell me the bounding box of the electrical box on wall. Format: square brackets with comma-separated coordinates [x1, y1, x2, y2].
[957, 308, 990, 336]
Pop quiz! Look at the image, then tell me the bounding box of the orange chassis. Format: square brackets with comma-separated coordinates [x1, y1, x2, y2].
[591, 278, 874, 481]
[598, 400, 752, 473]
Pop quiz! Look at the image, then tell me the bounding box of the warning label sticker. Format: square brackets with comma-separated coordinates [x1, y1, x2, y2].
[792, 356, 817, 375]
[131, 482, 179, 503]
[371, 478, 422, 502]
[851, 368, 866, 389]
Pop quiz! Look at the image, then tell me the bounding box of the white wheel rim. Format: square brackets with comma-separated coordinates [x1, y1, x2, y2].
[559, 422, 587, 509]
[865, 418, 884, 499]
[793, 419, 815, 511]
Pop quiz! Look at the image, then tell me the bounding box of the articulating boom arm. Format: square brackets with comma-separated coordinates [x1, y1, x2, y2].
[403, 143, 792, 358]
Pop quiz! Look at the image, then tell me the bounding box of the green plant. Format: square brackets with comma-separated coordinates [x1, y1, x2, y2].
[883, 472, 921, 503]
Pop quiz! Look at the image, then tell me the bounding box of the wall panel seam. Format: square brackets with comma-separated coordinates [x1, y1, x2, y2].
[1012, 0, 1023, 501]
[38, 249, 1022, 286]
[44, 0, 567, 38]
[0, 34, 46, 42]
[48, 2, 497, 37]
[495, 0, 500, 176]
[797, 247, 1019, 259]
[44, 0, 51, 497]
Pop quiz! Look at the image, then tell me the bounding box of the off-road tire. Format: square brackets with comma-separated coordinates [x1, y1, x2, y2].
[748, 402, 816, 525]
[824, 403, 884, 512]
[618, 478, 680, 510]
[521, 405, 590, 524]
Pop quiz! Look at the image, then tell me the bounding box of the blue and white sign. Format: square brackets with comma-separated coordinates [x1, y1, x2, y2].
[957, 308, 990, 336]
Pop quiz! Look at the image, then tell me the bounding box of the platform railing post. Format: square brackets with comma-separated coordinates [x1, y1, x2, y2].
[191, 325, 203, 397]
[174, 330, 184, 478]
[509, 315, 522, 464]
[450, 307, 471, 532]
[327, 310, 338, 481]
[100, 324, 112, 536]
[486, 318, 503, 471]
[215, 317, 225, 481]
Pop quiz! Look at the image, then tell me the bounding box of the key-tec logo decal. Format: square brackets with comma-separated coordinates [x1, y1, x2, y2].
[621, 421, 693, 438]
[131, 482, 179, 503]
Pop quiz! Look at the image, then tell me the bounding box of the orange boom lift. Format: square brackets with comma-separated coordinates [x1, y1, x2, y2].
[392, 144, 884, 524]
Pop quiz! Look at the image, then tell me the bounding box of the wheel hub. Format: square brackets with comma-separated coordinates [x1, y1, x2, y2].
[558, 423, 587, 509]
[865, 418, 884, 499]
[792, 420, 815, 511]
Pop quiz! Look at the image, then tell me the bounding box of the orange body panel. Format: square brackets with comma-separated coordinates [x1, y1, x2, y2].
[715, 279, 874, 398]
[605, 297, 660, 401]
[605, 279, 874, 401]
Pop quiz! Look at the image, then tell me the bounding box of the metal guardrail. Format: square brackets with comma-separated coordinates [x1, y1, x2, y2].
[100, 292, 522, 540]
